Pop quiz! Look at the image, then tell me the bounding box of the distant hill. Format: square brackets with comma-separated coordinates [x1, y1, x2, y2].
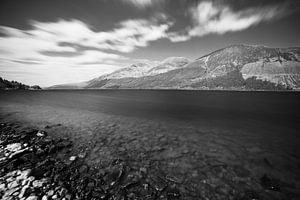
[49, 44, 300, 90]
[0, 77, 41, 90]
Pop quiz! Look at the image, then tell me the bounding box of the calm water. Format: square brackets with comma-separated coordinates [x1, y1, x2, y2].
[0, 90, 300, 197]
[0, 90, 299, 129]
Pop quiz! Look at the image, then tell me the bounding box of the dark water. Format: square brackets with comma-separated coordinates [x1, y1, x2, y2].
[0, 90, 299, 129]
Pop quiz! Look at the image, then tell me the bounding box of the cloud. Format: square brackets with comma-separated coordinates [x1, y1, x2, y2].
[0, 18, 172, 86]
[121, 0, 163, 8]
[169, 1, 292, 42]
[94, 19, 171, 52]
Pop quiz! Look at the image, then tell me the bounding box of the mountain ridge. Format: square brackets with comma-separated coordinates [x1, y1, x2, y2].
[48, 44, 300, 90]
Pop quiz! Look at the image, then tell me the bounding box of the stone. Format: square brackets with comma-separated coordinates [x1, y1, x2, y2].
[25, 176, 35, 186]
[22, 179, 28, 186]
[182, 149, 189, 154]
[87, 181, 95, 188]
[69, 156, 77, 161]
[6, 143, 22, 152]
[260, 174, 280, 191]
[166, 175, 182, 184]
[47, 190, 55, 196]
[3, 187, 21, 199]
[104, 164, 124, 187]
[152, 145, 163, 151]
[6, 170, 19, 177]
[0, 183, 6, 191]
[32, 179, 45, 188]
[166, 186, 180, 198]
[42, 195, 48, 200]
[58, 187, 68, 197]
[26, 195, 38, 200]
[78, 151, 87, 158]
[149, 176, 167, 192]
[118, 147, 126, 152]
[7, 180, 19, 189]
[17, 169, 31, 181]
[37, 130, 47, 137]
[6, 176, 16, 183]
[64, 194, 72, 200]
[19, 185, 30, 199]
[139, 167, 147, 174]
[9, 147, 30, 159]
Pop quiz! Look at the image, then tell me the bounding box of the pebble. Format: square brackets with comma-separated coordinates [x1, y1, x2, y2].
[37, 130, 46, 137]
[140, 167, 147, 173]
[260, 174, 281, 191]
[7, 180, 19, 189]
[9, 147, 30, 159]
[69, 156, 77, 161]
[17, 169, 31, 181]
[42, 195, 49, 200]
[19, 185, 30, 198]
[27, 176, 36, 185]
[3, 187, 21, 199]
[78, 151, 86, 158]
[64, 194, 72, 200]
[0, 183, 6, 190]
[6, 143, 22, 152]
[26, 195, 38, 200]
[47, 190, 55, 196]
[32, 179, 45, 188]
[6, 170, 18, 177]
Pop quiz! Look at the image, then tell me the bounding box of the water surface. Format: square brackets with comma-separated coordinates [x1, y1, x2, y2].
[0, 90, 299, 198]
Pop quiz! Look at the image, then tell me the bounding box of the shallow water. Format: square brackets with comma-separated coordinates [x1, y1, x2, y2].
[0, 90, 300, 198]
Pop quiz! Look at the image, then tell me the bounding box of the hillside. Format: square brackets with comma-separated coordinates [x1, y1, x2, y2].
[49, 45, 300, 90]
[0, 77, 41, 90]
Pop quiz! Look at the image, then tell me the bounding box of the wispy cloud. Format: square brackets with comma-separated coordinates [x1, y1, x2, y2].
[169, 1, 293, 42]
[121, 0, 163, 9]
[0, 18, 171, 86]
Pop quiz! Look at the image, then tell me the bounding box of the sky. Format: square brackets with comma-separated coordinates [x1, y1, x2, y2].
[0, 0, 300, 87]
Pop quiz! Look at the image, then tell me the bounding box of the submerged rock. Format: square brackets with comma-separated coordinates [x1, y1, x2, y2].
[104, 164, 125, 187]
[37, 130, 47, 137]
[1, 122, 298, 200]
[260, 174, 281, 191]
[6, 143, 22, 152]
[69, 156, 77, 161]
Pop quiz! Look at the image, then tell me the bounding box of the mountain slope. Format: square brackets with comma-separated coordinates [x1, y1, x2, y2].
[49, 45, 300, 90]
[50, 57, 191, 89]
[147, 57, 190, 76]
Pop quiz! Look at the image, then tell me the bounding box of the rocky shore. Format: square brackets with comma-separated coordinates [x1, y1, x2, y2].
[0, 122, 299, 200]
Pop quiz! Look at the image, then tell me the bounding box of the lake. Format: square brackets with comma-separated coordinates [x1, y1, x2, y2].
[0, 90, 299, 199]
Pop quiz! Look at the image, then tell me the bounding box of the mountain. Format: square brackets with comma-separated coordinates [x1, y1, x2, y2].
[147, 57, 191, 76]
[0, 77, 41, 90]
[49, 57, 191, 89]
[47, 82, 89, 90]
[49, 45, 300, 90]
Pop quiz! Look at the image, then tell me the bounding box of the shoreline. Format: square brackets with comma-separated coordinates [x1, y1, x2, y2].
[1, 120, 299, 200]
[41, 88, 300, 92]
